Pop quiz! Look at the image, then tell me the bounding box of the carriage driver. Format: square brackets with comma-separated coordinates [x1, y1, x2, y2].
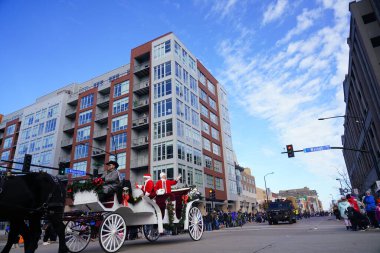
[99, 161, 120, 201]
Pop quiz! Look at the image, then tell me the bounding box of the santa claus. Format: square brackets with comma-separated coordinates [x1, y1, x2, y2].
[155, 172, 181, 194]
[136, 174, 156, 199]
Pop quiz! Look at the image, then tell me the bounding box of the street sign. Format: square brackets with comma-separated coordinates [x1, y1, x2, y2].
[303, 145, 331, 153]
[66, 168, 86, 176]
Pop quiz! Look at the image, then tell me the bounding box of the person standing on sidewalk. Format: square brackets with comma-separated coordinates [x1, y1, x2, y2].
[363, 191, 380, 228]
[338, 196, 352, 230]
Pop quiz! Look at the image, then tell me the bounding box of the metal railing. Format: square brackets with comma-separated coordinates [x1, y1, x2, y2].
[92, 149, 106, 156]
[132, 136, 149, 147]
[61, 138, 73, 146]
[95, 112, 108, 121]
[134, 63, 150, 72]
[130, 157, 149, 168]
[93, 129, 107, 138]
[63, 122, 75, 130]
[65, 107, 76, 115]
[133, 98, 149, 108]
[134, 80, 150, 91]
[97, 94, 110, 104]
[132, 115, 149, 127]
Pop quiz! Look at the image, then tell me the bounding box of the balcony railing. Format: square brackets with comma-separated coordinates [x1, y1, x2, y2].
[134, 63, 150, 72]
[63, 122, 75, 131]
[97, 94, 110, 105]
[133, 98, 149, 109]
[61, 138, 73, 147]
[130, 157, 149, 168]
[134, 80, 150, 91]
[65, 107, 76, 116]
[132, 136, 149, 147]
[92, 149, 106, 157]
[132, 115, 149, 128]
[93, 129, 107, 139]
[95, 112, 108, 121]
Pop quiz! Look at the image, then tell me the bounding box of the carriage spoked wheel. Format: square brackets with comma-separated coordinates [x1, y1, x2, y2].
[65, 221, 92, 253]
[142, 224, 160, 242]
[188, 206, 204, 241]
[99, 213, 126, 253]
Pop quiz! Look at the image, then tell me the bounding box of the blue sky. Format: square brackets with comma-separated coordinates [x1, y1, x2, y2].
[0, 0, 352, 208]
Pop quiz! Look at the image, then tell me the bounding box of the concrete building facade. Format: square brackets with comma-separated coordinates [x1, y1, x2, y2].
[342, 0, 380, 194]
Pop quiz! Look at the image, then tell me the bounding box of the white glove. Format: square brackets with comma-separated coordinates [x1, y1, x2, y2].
[176, 174, 182, 181]
[135, 183, 142, 189]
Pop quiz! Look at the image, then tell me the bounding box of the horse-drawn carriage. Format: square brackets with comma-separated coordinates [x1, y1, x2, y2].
[64, 186, 204, 253]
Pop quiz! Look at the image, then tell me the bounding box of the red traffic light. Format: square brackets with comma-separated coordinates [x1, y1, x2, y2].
[286, 144, 295, 158]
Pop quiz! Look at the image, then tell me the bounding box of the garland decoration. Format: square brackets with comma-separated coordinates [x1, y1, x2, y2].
[166, 198, 175, 228]
[67, 178, 104, 199]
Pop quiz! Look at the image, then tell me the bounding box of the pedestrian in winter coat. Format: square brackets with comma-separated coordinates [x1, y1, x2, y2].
[375, 202, 380, 223]
[338, 197, 352, 230]
[363, 191, 379, 228]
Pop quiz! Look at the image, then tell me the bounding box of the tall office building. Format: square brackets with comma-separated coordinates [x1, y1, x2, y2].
[342, 0, 380, 194]
[0, 32, 253, 211]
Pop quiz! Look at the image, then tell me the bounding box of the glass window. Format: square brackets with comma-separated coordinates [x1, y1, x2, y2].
[40, 150, 52, 165]
[198, 70, 206, 85]
[186, 145, 193, 163]
[209, 97, 217, 111]
[77, 126, 91, 142]
[110, 152, 126, 170]
[192, 129, 201, 146]
[212, 143, 221, 156]
[80, 94, 94, 109]
[114, 80, 130, 98]
[204, 155, 212, 169]
[112, 115, 128, 132]
[1, 150, 10, 160]
[153, 141, 174, 161]
[184, 105, 191, 122]
[178, 164, 187, 184]
[174, 41, 181, 57]
[177, 141, 186, 160]
[207, 80, 216, 95]
[203, 137, 211, 151]
[45, 118, 57, 133]
[214, 160, 222, 173]
[17, 143, 28, 156]
[193, 149, 202, 166]
[154, 119, 173, 139]
[175, 62, 182, 81]
[154, 79, 172, 99]
[25, 114, 34, 126]
[199, 89, 208, 102]
[190, 75, 197, 92]
[206, 174, 214, 188]
[186, 166, 193, 186]
[191, 110, 199, 127]
[190, 93, 199, 109]
[202, 120, 210, 134]
[194, 169, 203, 188]
[211, 127, 219, 140]
[153, 98, 172, 118]
[201, 105, 208, 118]
[183, 69, 189, 85]
[113, 97, 129, 115]
[176, 99, 183, 118]
[3, 137, 12, 149]
[6, 124, 16, 136]
[47, 104, 59, 118]
[215, 177, 224, 190]
[182, 49, 188, 65]
[153, 164, 174, 181]
[154, 61, 171, 81]
[210, 112, 218, 125]
[79, 110, 92, 125]
[176, 80, 183, 98]
[153, 40, 171, 59]
[42, 135, 54, 149]
[73, 161, 87, 178]
[184, 87, 190, 103]
[189, 56, 196, 71]
[110, 132, 127, 151]
[75, 144, 89, 159]
[177, 120, 184, 138]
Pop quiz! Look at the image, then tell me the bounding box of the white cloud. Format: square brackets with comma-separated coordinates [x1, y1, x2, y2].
[217, 0, 351, 180]
[205, 0, 239, 19]
[262, 0, 288, 25]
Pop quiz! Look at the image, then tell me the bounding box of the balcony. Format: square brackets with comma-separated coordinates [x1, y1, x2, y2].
[61, 138, 73, 148]
[92, 148, 106, 158]
[134, 63, 150, 78]
[95, 112, 108, 123]
[131, 136, 149, 150]
[63, 122, 75, 133]
[97, 94, 110, 108]
[133, 98, 149, 112]
[67, 95, 78, 106]
[93, 129, 107, 140]
[132, 115, 149, 130]
[65, 107, 77, 118]
[130, 157, 149, 170]
[133, 80, 150, 95]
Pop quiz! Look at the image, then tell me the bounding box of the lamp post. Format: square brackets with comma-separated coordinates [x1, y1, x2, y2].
[336, 178, 343, 189]
[264, 172, 274, 209]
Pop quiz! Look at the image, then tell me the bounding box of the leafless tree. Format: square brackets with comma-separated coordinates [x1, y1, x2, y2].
[336, 168, 352, 191]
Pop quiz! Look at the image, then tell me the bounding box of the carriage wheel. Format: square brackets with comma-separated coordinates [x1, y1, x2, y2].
[65, 221, 91, 253]
[99, 214, 126, 253]
[188, 207, 204, 241]
[143, 224, 160, 242]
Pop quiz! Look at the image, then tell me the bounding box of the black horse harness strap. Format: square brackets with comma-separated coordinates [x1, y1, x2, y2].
[39, 175, 65, 211]
[0, 174, 7, 194]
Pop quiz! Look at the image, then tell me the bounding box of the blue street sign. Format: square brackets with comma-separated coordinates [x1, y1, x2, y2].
[66, 168, 86, 176]
[303, 145, 331, 153]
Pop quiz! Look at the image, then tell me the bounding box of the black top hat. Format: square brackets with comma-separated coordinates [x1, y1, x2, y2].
[106, 161, 119, 169]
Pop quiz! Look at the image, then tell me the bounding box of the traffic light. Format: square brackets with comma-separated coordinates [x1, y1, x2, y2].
[22, 154, 32, 172]
[209, 189, 216, 200]
[286, 144, 295, 158]
[59, 162, 69, 175]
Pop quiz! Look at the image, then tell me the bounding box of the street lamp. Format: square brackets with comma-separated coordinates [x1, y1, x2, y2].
[318, 115, 362, 123]
[264, 172, 274, 208]
[336, 178, 343, 189]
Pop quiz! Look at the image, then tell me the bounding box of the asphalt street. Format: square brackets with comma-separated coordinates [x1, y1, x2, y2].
[2, 216, 380, 253]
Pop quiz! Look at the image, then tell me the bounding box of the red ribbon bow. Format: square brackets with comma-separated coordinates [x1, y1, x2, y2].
[182, 195, 189, 204]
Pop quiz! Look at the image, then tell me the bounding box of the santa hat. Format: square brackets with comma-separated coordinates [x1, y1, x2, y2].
[143, 173, 151, 179]
[160, 172, 166, 178]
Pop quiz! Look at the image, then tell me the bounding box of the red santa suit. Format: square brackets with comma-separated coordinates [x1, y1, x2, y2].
[155, 179, 177, 194]
[137, 174, 156, 199]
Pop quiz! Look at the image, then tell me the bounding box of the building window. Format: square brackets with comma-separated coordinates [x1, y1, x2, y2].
[193, 149, 202, 166]
[110, 132, 127, 151]
[212, 143, 221, 156]
[214, 159, 222, 173]
[153, 164, 174, 181]
[153, 40, 171, 59]
[77, 126, 91, 142]
[189, 56, 196, 71]
[184, 87, 190, 103]
[174, 41, 181, 57]
[80, 94, 94, 109]
[202, 120, 210, 134]
[209, 97, 217, 111]
[112, 115, 128, 132]
[153, 98, 172, 118]
[371, 36, 380, 48]
[362, 12, 376, 24]
[113, 97, 129, 115]
[42, 135, 54, 149]
[190, 93, 199, 109]
[194, 169, 203, 188]
[183, 69, 189, 85]
[73, 161, 87, 178]
[114, 80, 130, 98]
[45, 118, 57, 133]
[198, 70, 206, 85]
[17, 143, 28, 156]
[211, 127, 219, 140]
[1, 151, 10, 161]
[191, 110, 200, 127]
[210, 112, 218, 125]
[110, 152, 126, 170]
[6, 124, 16, 136]
[154, 79, 172, 99]
[177, 141, 186, 160]
[182, 49, 188, 65]
[192, 129, 201, 146]
[176, 99, 183, 118]
[204, 155, 212, 169]
[25, 114, 34, 126]
[47, 104, 59, 118]
[3, 137, 12, 149]
[153, 141, 174, 161]
[175, 62, 182, 80]
[74, 144, 89, 159]
[176, 80, 183, 98]
[206, 174, 214, 188]
[79, 110, 92, 125]
[154, 61, 171, 81]
[215, 177, 224, 190]
[186, 145, 193, 163]
[40, 150, 52, 165]
[177, 120, 185, 138]
[199, 89, 208, 102]
[31, 125, 38, 138]
[153, 118, 173, 139]
[203, 137, 211, 151]
[201, 105, 209, 118]
[207, 80, 216, 95]
[184, 105, 191, 122]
